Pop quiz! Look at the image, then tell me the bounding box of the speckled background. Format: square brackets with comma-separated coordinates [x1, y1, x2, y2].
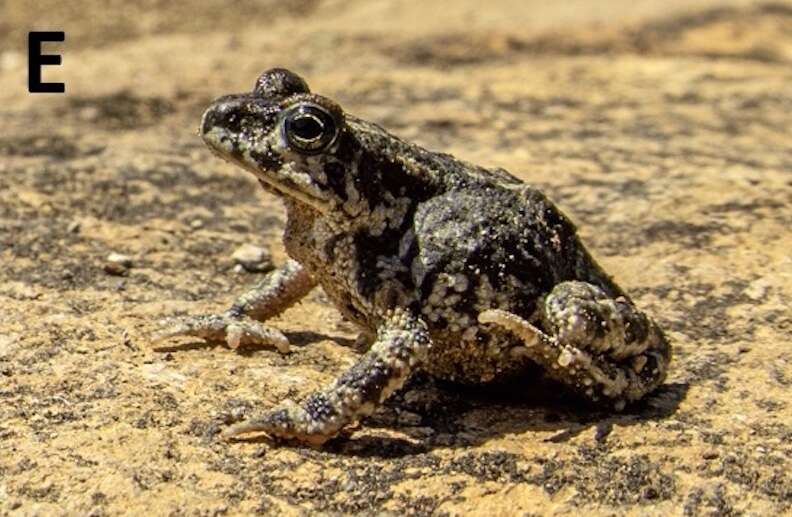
[0, 1, 790, 515]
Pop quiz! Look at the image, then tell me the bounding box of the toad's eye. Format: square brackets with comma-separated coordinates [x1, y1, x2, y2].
[281, 103, 338, 155]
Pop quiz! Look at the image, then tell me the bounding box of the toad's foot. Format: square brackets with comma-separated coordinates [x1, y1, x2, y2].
[479, 282, 671, 409]
[153, 260, 316, 354]
[154, 313, 290, 353]
[223, 308, 431, 445]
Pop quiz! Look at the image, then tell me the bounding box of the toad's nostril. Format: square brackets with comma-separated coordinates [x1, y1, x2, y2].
[201, 98, 245, 139]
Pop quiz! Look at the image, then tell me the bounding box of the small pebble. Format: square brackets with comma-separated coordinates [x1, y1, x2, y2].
[231, 244, 273, 272]
[106, 252, 133, 267]
[104, 252, 133, 276]
[104, 263, 127, 276]
[702, 450, 719, 460]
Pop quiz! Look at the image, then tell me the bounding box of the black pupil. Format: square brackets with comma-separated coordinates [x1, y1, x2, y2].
[291, 114, 324, 141]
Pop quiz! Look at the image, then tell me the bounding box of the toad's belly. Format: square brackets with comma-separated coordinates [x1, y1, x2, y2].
[317, 276, 374, 330]
[317, 268, 533, 384]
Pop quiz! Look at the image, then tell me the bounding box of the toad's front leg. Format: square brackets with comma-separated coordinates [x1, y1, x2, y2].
[155, 259, 315, 353]
[224, 308, 431, 445]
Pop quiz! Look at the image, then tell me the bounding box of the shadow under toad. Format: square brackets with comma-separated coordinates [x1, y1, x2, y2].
[319, 374, 689, 458]
[229, 372, 688, 458]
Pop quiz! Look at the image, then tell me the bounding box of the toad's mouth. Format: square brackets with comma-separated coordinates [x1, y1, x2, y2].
[201, 125, 331, 215]
[247, 162, 331, 216]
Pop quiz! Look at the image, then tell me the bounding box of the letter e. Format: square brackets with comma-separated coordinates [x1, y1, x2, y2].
[28, 31, 65, 93]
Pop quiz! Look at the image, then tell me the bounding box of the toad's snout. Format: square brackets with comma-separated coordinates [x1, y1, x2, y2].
[199, 97, 278, 169]
[200, 95, 248, 145]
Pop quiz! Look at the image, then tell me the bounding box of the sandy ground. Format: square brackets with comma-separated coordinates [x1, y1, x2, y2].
[0, 1, 790, 515]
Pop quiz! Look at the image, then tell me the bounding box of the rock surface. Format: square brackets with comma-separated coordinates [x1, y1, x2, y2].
[0, 1, 790, 514]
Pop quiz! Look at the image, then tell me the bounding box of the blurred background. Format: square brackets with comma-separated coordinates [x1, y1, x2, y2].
[0, 1, 790, 515]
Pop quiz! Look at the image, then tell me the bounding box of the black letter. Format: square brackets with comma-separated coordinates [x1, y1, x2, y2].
[28, 31, 65, 93]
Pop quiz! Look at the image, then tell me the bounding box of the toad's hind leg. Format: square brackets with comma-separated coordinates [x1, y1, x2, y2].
[224, 308, 431, 445]
[479, 281, 671, 409]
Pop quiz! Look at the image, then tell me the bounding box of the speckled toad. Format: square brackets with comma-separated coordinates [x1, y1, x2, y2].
[157, 68, 671, 445]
